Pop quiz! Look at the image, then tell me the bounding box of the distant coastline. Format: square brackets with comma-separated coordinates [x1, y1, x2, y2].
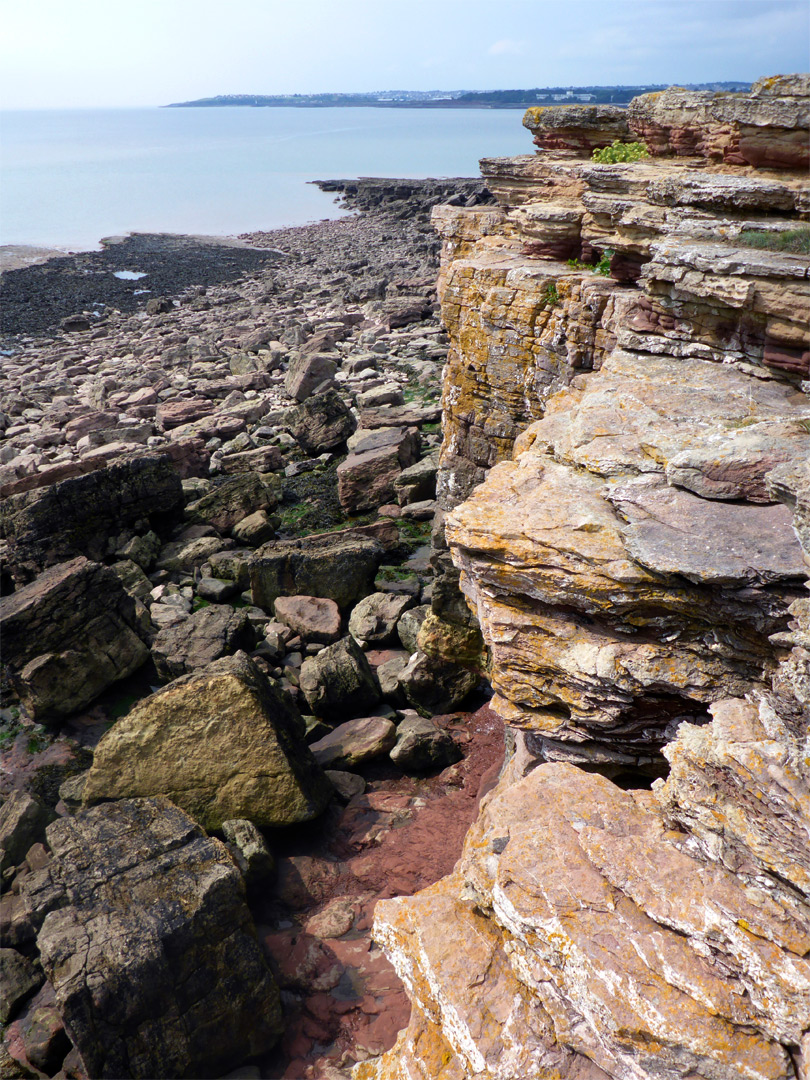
[166, 81, 752, 110]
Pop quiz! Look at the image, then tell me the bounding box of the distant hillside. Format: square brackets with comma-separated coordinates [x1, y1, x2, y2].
[166, 82, 752, 109]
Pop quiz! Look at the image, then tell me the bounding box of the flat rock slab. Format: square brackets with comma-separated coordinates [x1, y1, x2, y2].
[273, 595, 342, 644]
[83, 653, 331, 831]
[610, 482, 807, 585]
[310, 716, 397, 770]
[21, 797, 282, 1080]
[0, 557, 150, 721]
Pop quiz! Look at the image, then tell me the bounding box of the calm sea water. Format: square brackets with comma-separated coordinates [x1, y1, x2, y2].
[1, 107, 529, 251]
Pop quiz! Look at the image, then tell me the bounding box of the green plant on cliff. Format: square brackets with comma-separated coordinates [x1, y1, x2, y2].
[737, 227, 810, 255]
[595, 248, 615, 276]
[542, 282, 560, 306]
[592, 140, 649, 164]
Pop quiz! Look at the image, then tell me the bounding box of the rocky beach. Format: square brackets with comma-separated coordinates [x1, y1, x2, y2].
[2, 74, 810, 1080]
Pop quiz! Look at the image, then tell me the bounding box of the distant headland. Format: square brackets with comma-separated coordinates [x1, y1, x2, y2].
[166, 81, 752, 109]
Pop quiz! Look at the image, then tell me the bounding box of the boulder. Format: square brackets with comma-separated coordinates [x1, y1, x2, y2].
[273, 595, 342, 644]
[0, 453, 183, 585]
[348, 591, 415, 647]
[337, 427, 420, 514]
[299, 636, 381, 722]
[284, 353, 337, 402]
[397, 604, 430, 653]
[309, 716, 397, 770]
[231, 509, 277, 546]
[389, 715, 462, 772]
[286, 389, 357, 454]
[0, 792, 55, 874]
[151, 604, 252, 681]
[82, 653, 331, 830]
[0, 557, 150, 721]
[156, 397, 215, 430]
[195, 576, 241, 603]
[218, 445, 283, 475]
[20, 1006, 70, 1074]
[251, 534, 384, 612]
[21, 797, 282, 1079]
[185, 473, 281, 533]
[393, 453, 439, 505]
[398, 651, 479, 715]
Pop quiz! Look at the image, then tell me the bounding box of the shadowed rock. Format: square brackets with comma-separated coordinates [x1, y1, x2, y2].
[21, 796, 282, 1079]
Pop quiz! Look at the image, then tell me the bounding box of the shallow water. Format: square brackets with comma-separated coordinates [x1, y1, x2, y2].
[1, 106, 528, 250]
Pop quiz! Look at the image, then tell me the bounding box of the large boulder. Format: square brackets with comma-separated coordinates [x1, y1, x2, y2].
[21, 797, 282, 1079]
[251, 534, 384, 611]
[82, 653, 332, 831]
[151, 604, 252, 681]
[299, 636, 381, 722]
[0, 557, 150, 722]
[0, 453, 183, 585]
[286, 389, 357, 454]
[398, 651, 480, 715]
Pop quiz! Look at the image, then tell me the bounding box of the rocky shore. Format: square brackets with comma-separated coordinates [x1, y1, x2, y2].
[0, 175, 497, 1079]
[2, 74, 810, 1080]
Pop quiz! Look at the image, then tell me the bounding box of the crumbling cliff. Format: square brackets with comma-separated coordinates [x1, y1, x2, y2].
[360, 75, 810, 1080]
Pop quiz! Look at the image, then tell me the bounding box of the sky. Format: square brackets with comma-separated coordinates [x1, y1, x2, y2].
[0, 0, 807, 109]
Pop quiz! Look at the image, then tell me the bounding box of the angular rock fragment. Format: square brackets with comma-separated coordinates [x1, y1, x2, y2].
[185, 472, 281, 533]
[284, 353, 337, 401]
[337, 427, 421, 513]
[0, 792, 56, 874]
[389, 715, 462, 772]
[21, 796, 282, 1079]
[285, 388, 357, 454]
[299, 636, 381, 722]
[0, 557, 150, 721]
[151, 603, 252, 681]
[83, 653, 331, 830]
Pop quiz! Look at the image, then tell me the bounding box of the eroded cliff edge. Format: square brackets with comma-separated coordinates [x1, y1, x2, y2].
[359, 75, 810, 1079]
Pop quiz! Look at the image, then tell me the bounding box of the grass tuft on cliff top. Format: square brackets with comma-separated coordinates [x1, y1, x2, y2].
[737, 227, 810, 255]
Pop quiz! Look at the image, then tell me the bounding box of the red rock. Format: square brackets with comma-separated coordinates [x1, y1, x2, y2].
[274, 595, 342, 644]
[156, 398, 215, 430]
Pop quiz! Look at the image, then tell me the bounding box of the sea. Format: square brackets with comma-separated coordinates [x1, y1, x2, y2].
[0, 106, 530, 252]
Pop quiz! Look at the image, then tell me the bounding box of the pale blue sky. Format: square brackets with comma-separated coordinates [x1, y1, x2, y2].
[1, 0, 807, 109]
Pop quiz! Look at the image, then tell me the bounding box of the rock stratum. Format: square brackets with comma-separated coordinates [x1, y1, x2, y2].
[360, 76, 810, 1080]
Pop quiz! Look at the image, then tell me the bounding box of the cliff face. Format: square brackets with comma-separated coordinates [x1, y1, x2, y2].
[358, 75, 810, 1079]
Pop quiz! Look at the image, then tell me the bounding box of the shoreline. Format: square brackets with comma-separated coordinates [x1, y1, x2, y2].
[0, 177, 490, 340]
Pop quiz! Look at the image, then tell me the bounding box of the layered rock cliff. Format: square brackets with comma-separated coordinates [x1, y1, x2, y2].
[360, 75, 810, 1079]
